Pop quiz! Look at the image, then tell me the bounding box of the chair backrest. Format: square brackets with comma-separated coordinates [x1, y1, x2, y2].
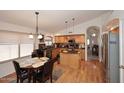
[48, 57, 59, 75]
[51, 55, 59, 64]
[13, 61, 21, 76]
[45, 49, 52, 59]
[49, 58, 56, 73]
[37, 49, 44, 58]
[42, 59, 54, 78]
[42, 61, 51, 77]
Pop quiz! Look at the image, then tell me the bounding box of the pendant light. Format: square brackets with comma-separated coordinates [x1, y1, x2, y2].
[28, 33, 33, 38]
[65, 21, 68, 32]
[35, 12, 43, 39]
[38, 34, 43, 39]
[72, 18, 75, 33]
[68, 18, 75, 34]
[29, 12, 43, 39]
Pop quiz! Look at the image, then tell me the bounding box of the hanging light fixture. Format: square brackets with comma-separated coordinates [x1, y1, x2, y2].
[35, 11, 43, 39]
[65, 21, 68, 32]
[29, 11, 43, 39]
[28, 33, 33, 38]
[37, 34, 43, 39]
[68, 18, 75, 34]
[72, 18, 75, 33]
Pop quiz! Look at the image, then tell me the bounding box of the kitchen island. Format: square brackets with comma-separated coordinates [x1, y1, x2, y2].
[60, 50, 81, 69]
[52, 48, 85, 60]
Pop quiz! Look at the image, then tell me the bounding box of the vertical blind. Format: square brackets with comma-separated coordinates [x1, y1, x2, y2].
[0, 44, 18, 62]
[20, 44, 33, 57]
[0, 43, 33, 62]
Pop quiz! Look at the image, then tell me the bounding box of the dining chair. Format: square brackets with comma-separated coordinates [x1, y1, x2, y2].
[33, 58, 56, 83]
[45, 48, 52, 59]
[37, 49, 44, 58]
[52, 54, 60, 64]
[55, 54, 60, 63]
[31, 49, 44, 58]
[13, 61, 29, 83]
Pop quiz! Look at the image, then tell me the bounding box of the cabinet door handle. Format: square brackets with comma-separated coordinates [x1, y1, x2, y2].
[119, 65, 124, 69]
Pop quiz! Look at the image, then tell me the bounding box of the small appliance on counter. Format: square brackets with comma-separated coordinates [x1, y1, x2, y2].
[68, 39, 79, 49]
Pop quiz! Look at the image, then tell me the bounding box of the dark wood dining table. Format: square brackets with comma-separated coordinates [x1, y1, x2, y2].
[18, 57, 49, 82]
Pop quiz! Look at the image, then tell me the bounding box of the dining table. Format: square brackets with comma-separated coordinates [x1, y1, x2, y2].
[16, 57, 49, 82]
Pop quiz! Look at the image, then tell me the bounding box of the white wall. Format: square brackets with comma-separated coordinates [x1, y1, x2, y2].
[106, 11, 124, 22]
[0, 61, 15, 78]
[0, 20, 48, 34]
[54, 12, 111, 61]
[0, 20, 50, 78]
[54, 12, 112, 35]
[0, 31, 34, 78]
[0, 56, 31, 78]
[0, 30, 34, 43]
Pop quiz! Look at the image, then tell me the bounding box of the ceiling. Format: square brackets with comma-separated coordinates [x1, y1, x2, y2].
[0, 10, 110, 33]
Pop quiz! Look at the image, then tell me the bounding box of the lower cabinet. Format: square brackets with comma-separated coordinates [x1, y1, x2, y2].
[60, 52, 81, 69]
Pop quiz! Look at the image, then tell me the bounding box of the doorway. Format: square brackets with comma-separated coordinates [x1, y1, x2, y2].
[87, 26, 100, 61]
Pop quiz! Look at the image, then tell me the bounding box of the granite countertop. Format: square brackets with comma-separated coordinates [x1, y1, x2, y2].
[61, 50, 80, 54]
[54, 47, 85, 49]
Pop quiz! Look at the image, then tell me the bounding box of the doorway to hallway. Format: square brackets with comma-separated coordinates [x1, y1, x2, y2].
[87, 26, 100, 61]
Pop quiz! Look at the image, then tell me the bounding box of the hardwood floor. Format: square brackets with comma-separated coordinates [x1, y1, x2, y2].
[0, 73, 16, 83]
[0, 60, 106, 83]
[56, 60, 106, 83]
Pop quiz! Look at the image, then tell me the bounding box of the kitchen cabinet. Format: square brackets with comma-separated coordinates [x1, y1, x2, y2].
[60, 52, 81, 69]
[54, 34, 85, 43]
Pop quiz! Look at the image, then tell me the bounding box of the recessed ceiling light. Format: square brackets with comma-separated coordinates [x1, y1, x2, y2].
[110, 27, 114, 30]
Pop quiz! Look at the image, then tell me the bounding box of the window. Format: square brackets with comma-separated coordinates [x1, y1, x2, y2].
[0, 44, 18, 62]
[45, 41, 52, 46]
[20, 44, 33, 57]
[0, 43, 34, 62]
[44, 36, 53, 46]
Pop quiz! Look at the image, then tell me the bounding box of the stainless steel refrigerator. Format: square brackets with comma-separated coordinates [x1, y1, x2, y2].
[102, 31, 119, 83]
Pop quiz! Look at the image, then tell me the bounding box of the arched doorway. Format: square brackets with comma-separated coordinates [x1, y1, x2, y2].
[87, 26, 100, 61]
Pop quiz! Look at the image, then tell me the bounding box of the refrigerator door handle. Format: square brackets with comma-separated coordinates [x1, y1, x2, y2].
[119, 65, 124, 69]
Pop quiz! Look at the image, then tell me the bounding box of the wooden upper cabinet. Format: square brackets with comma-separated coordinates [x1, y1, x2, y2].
[55, 34, 85, 43]
[75, 36, 81, 43]
[55, 36, 66, 43]
[59, 36, 65, 43]
[55, 36, 59, 43]
[75, 35, 85, 43]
